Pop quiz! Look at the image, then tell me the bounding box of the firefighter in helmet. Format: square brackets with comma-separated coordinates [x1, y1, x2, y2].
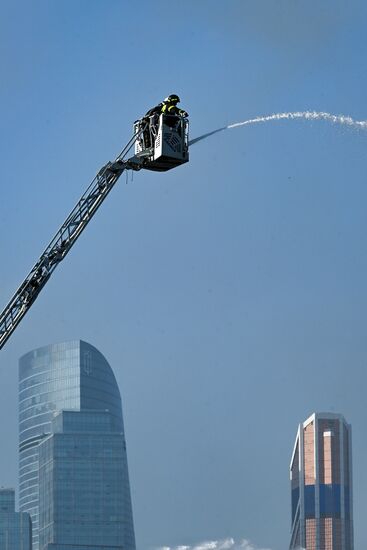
[142, 95, 188, 146]
[145, 94, 188, 119]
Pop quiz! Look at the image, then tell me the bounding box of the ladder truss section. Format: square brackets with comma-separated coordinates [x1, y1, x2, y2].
[0, 161, 127, 350]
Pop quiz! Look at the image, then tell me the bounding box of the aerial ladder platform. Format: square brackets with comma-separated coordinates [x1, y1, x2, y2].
[0, 114, 189, 350]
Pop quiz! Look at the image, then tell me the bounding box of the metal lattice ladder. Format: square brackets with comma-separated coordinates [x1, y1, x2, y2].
[0, 127, 145, 350]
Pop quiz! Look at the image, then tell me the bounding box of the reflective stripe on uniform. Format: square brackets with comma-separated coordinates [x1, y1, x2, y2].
[162, 104, 177, 113]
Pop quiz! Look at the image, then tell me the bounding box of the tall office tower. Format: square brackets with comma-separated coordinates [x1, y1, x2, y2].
[38, 410, 133, 549]
[0, 488, 32, 549]
[19, 340, 136, 550]
[289, 412, 353, 550]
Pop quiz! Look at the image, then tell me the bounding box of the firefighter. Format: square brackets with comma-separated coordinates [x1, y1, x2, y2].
[143, 95, 188, 146]
[145, 94, 188, 119]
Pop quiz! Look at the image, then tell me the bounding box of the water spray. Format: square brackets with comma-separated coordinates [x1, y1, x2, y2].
[189, 111, 367, 146]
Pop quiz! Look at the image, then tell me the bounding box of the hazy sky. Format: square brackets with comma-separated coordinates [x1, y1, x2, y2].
[1, 1, 367, 549]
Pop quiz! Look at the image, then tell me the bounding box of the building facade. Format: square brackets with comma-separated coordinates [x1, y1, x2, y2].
[289, 412, 353, 550]
[43, 545, 125, 549]
[38, 410, 134, 549]
[0, 488, 32, 550]
[19, 340, 136, 550]
[44, 546, 126, 550]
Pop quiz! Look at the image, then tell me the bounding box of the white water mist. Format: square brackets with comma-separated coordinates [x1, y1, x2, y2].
[189, 111, 367, 145]
[227, 111, 367, 130]
[156, 537, 272, 550]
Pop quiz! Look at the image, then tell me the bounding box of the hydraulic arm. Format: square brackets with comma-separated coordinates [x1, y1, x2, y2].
[0, 114, 189, 351]
[0, 132, 141, 350]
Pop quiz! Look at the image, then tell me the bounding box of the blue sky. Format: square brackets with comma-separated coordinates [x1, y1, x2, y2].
[1, 1, 367, 549]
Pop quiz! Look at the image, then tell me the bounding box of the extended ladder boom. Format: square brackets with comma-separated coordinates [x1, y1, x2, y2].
[0, 113, 189, 351]
[0, 130, 142, 350]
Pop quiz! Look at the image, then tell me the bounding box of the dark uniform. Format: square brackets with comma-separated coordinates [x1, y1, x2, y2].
[143, 94, 188, 144]
[145, 94, 188, 119]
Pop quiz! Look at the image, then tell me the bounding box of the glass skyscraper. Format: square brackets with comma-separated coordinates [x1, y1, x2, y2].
[19, 340, 136, 550]
[289, 412, 353, 550]
[0, 488, 32, 549]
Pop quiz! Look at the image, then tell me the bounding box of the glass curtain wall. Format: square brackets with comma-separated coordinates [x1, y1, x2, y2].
[19, 340, 135, 550]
